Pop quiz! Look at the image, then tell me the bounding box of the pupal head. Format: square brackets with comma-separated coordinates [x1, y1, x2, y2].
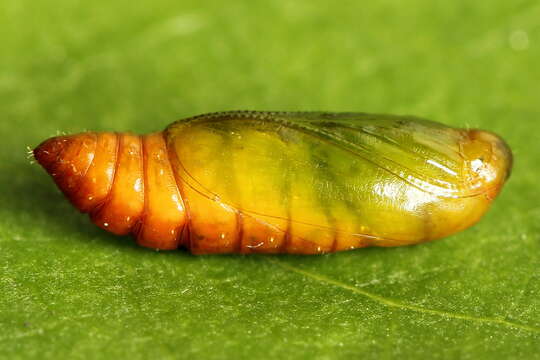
[460, 129, 513, 200]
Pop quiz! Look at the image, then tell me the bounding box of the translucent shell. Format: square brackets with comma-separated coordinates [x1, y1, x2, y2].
[34, 111, 513, 254]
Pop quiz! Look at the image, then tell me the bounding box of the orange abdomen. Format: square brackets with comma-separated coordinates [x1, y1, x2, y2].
[34, 132, 188, 251]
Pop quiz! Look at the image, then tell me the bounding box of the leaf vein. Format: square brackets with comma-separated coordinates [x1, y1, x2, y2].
[268, 259, 540, 334]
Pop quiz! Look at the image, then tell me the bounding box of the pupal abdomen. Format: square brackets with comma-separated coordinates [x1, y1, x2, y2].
[34, 111, 513, 254]
[34, 132, 187, 250]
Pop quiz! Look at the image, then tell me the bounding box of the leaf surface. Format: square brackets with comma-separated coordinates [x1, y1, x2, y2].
[1, 1, 539, 359]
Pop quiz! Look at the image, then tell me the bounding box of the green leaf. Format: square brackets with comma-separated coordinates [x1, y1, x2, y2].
[1, 1, 539, 359]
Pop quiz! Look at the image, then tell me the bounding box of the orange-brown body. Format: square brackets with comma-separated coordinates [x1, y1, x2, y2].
[34, 111, 513, 254]
[35, 132, 189, 250]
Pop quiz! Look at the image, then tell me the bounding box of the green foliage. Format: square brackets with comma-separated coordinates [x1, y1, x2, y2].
[1, 1, 539, 358]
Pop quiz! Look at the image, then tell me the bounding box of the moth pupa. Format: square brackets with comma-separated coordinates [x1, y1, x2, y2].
[33, 111, 513, 254]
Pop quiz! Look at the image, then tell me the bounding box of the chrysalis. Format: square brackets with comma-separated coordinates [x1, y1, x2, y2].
[33, 111, 512, 254]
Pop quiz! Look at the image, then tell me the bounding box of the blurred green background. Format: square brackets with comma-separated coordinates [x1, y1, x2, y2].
[1, 1, 539, 359]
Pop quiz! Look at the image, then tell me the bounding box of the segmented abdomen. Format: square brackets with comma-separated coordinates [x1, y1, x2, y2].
[35, 130, 314, 254]
[35, 132, 190, 250]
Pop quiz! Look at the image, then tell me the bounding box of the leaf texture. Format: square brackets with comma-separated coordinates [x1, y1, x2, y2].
[1, 1, 539, 359]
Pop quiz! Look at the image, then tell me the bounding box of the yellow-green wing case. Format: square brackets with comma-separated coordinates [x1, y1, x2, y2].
[165, 111, 512, 254]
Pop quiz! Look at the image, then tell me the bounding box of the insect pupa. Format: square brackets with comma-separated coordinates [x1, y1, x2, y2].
[33, 111, 513, 254]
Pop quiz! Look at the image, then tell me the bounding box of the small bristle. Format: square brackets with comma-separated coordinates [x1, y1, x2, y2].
[54, 130, 68, 137]
[26, 145, 36, 164]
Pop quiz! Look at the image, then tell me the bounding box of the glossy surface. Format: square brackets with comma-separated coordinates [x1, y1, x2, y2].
[34, 111, 513, 254]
